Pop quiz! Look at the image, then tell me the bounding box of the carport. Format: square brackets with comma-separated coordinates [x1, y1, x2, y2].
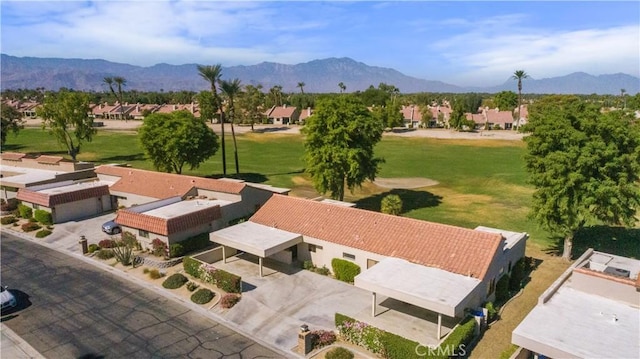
[210, 221, 303, 277]
[354, 257, 482, 341]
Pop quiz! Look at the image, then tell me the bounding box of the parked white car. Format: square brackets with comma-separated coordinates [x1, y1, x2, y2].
[1, 286, 17, 312]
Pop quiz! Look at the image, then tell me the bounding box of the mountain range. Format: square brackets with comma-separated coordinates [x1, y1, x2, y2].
[1, 54, 638, 95]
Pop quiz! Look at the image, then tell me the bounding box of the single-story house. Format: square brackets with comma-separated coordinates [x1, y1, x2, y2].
[265, 105, 300, 125]
[400, 105, 423, 128]
[16, 180, 112, 223]
[1, 152, 96, 201]
[115, 196, 227, 250]
[210, 195, 527, 338]
[95, 165, 289, 225]
[512, 249, 640, 359]
[468, 108, 515, 130]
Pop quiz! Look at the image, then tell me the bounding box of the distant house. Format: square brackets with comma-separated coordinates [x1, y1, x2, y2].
[426, 105, 452, 128]
[512, 249, 640, 358]
[211, 195, 527, 338]
[16, 180, 112, 223]
[400, 105, 423, 128]
[129, 103, 161, 120]
[467, 108, 515, 130]
[265, 105, 300, 125]
[0, 152, 96, 201]
[2, 100, 38, 118]
[298, 107, 313, 124]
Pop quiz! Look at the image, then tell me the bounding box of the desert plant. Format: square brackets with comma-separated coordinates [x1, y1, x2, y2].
[148, 268, 164, 279]
[381, 194, 403, 215]
[186, 281, 199, 292]
[143, 267, 150, 274]
[35, 229, 52, 238]
[191, 288, 215, 304]
[17, 203, 32, 219]
[96, 249, 115, 260]
[88, 243, 100, 253]
[34, 209, 53, 225]
[325, 347, 354, 359]
[112, 242, 134, 266]
[21, 222, 41, 232]
[220, 294, 241, 309]
[162, 273, 188, 289]
[1, 216, 18, 225]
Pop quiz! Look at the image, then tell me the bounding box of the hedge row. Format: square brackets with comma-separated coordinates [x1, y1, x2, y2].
[335, 313, 477, 359]
[331, 258, 361, 283]
[183, 256, 242, 293]
[18, 204, 32, 219]
[34, 209, 53, 225]
[169, 232, 211, 258]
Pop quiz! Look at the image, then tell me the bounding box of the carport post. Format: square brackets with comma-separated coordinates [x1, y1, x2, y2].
[437, 313, 442, 340]
[222, 246, 227, 263]
[371, 292, 377, 317]
[259, 257, 264, 277]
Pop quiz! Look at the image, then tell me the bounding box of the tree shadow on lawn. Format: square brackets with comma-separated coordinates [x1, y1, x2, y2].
[0, 144, 24, 152]
[355, 189, 442, 213]
[99, 153, 146, 163]
[545, 226, 640, 259]
[206, 172, 268, 183]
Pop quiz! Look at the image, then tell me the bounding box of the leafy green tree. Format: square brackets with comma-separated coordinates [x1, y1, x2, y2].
[302, 96, 384, 201]
[494, 91, 518, 111]
[138, 111, 219, 174]
[220, 78, 243, 175]
[197, 64, 226, 176]
[37, 90, 96, 161]
[512, 70, 529, 129]
[372, 100, 403, 128]
[268, 85, 283, 107]
[237, 84, 266, 131]
[381, 194, 403, 215]
[524, 95, 640, 260]
[1, 105, 24, 148]
[197, 91, 216, 123]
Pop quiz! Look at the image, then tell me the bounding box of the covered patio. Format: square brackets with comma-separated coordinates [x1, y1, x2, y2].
[209, 221, 302, 277]
[354, 257, 482, 342]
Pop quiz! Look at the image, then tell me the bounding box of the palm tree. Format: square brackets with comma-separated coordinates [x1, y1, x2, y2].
[220, 78, 243, 175]
[511, 70, 528, 130]
[197, 64, 226, 176]
[621, 88, 627, 109]
[114, 76, 127, 121]
[338, 82, 346, 93]
[297, 82, 305, 94]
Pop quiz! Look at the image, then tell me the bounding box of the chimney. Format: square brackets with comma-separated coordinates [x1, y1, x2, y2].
[191, 102, 195, 113]
[283, 104, 287, 108]
[307, 107, 311, 116]
[136, 103, 140, 112]
[173, 105, 177, 110]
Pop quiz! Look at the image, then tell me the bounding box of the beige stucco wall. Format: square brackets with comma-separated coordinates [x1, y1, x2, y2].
[111, 192, 159, 208]
[297, 235, 389, 274]
[123, 218, 225, 251]
[569, 271, 640, 306]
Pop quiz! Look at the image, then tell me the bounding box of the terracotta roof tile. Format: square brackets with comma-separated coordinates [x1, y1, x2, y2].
[1, 152, 26, 161]
[250, 195, 503, 279]
[267, 106, 297, 118]
[96, 166, 246, 199]
[401, 105, 423, 121]
[116, 205, 221, 236]
[17, 185, 110, 207]
[36, 155, 64, 164]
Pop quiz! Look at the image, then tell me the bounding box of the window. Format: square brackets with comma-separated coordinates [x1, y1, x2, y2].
[33, 204, 40, 210]
[487, 278, 496, 295]
[343, 252, 356, 261]
[139, 230, 149, 238]
[308, 244, 323, 253]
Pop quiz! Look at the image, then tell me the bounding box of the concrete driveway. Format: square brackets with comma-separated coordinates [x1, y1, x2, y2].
[42, 212, 118, 252]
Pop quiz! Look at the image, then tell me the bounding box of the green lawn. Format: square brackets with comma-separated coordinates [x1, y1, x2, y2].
[7, 128, 636, 256]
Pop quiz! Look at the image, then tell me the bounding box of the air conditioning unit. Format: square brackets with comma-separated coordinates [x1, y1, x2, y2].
[604, 266, 631, 278]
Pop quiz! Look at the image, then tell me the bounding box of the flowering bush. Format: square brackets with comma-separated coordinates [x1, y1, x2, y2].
[152, 238, 167, 257]
[310, 330, 336, 349]
[199, 263, 218, 284]
[337, 320, 384, 354]
[220, 294, 241, 309]
[99, 239, 117, 248]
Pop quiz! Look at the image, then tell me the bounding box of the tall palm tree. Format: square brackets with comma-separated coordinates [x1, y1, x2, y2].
[297, 82, 305, 94]
[197, 64, 226, 176]
[338, 82, 346, 93]
[512, 70, 528, 130]
[621, 88, 627, 109]
[114, 76, 127, 121]
[220, 78, 243, 175]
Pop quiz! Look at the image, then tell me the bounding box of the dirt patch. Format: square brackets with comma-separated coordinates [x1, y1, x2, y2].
[374, 177, 439, 189]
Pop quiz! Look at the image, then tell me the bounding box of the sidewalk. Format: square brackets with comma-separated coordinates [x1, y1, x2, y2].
[1, 323, 45, 359]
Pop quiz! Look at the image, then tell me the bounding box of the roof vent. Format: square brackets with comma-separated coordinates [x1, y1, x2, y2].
[604, 266, 631, 278]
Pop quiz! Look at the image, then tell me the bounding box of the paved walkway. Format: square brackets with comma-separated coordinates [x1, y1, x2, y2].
[1, 323, 45, 359]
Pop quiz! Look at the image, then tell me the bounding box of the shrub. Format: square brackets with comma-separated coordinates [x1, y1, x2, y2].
[178, 232, 211, 254]
[509, 258, 526, 291]
[112, 244, 134, 266]
[331, 258, 361, 283]
[379, 331, 420, 359]
[1, 216, 18, 225]
[381, 194, 403, 215]
[169, 243, 184, 258]
[438, 316, 477, 354]
[21, 222, 41, 232]
[148, 268, 163, 279]
[96, 249, 115, 260]
[191, 288, 214, 304]
[35, 229, 52, 238]
[316, 266, 330, 276]
[496, 274, 510, 303]
[337, 319, 384, 354]
[303, 260, 314, 270]
[99, 239, 117, 249]
[34, 209, 53, 225]
[88, 243, 100, 253]
[310, 330, 336, 349]
[186, 281, 199, 292]
[143, 268, 150, 274]
[121, 231, 140, 250]
[325, 347, 354, 359]
[152, 238, 167, 257]
[212, 269, 242, 293]
[220, 294, 241, 309]
[162, 273, 188, 289]
[28, 217, 38, 223]
[17, 204, 32, 219]
[183, 257, 201, 278]
[1, 198, 19, 212]
[485, 302, 497, 322]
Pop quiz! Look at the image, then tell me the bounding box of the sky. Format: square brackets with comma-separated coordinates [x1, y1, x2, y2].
[1, 1, 638, 87]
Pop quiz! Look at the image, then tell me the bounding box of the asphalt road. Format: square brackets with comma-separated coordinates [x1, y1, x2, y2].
[1, 233, 281, 358]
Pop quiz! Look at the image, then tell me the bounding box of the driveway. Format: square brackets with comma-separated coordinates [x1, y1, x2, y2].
[42, 212, 117, 252]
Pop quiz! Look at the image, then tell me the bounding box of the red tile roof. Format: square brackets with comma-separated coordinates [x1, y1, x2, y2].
[95, 166, 246, 199]
[37, 155, 64, 164]
[115, 204, 222, 236]
[401, 105, 423, 121]
[250, 195, 503, 279]
[16, 184, 110, 207]
[1, 152, 26, 161]
[266, 105, 297, 118]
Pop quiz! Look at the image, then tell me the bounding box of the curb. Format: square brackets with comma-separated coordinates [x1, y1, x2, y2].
[3, 228, 299, 359]
[1, 323, 46, 359]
